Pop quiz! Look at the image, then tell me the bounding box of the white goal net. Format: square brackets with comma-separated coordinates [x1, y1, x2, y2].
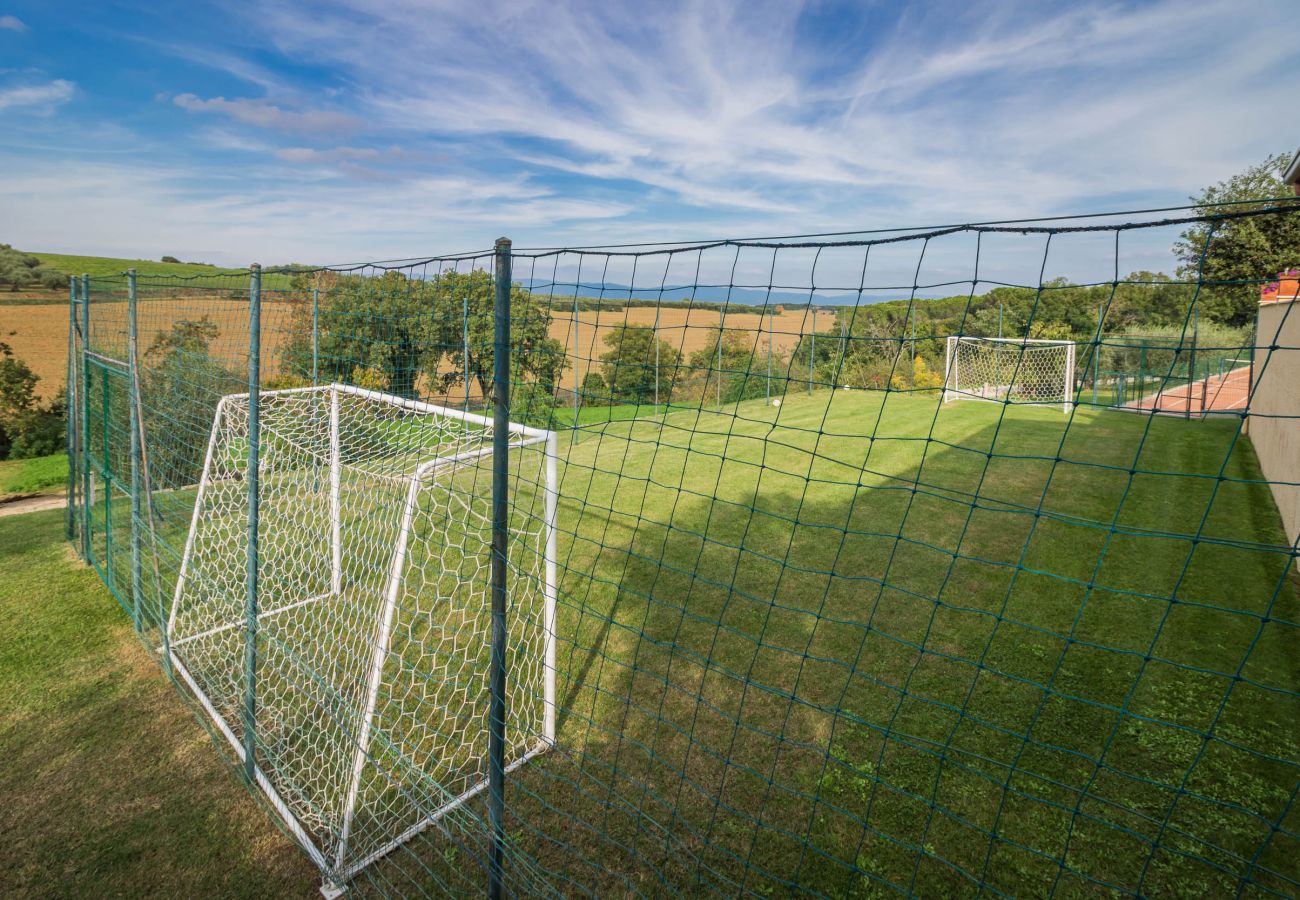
[166, 384, 557, 887]
[943, 337, 1076, 412]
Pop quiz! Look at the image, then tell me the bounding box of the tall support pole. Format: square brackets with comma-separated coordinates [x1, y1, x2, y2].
[571, 290, 579, 433]
[654, 307, 660, 410]
[65, 279, 78, 542]
[330, 386, 341, 595]
[244, 264, 262, 783]
[464, 295, 471, 414]
[80, 275, 91, 561]
[128, 270, 142, 630]
[311, 288, 319, 387]
[809, 307, 816, 394]
[766, 309, 772, 403]
[1188, 308, 1198, 419]
[489, 238, 512, 900]
[717, 308, 724, 408]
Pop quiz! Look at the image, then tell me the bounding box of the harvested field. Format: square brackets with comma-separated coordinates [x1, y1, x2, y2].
[2, 300, 838, 397]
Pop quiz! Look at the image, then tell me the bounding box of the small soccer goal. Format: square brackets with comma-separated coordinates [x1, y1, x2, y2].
[943, 336, 1076, 413]
[166, 383, 557, 890]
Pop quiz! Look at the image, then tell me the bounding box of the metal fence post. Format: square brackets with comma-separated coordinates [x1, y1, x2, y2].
[311, 287, 320, 387]
[65, 279, 78, 542]
[128, 269, 142, 630]
[80, 274, 91, 561]
[244, 263, 262, 782]
[489, 238, 512, 900]
[464, 294, 471, 414]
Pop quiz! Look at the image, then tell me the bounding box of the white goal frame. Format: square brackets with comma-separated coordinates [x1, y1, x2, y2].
[943, 336, 1076, 413]
[164, 383, 558, 891]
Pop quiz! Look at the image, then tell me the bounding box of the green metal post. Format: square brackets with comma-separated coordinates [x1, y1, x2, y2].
[571, 291, 579, 432]
[102, 363, 111, 584]
[489, 238, 512, 900]
[65, 279, 78, 541]
[1188, 309, 1198, 419]
[128, 270, 142, 630]
[244, 264, 262, 782]
[654, 307, 660, 410]
[911, 305, 917, 386]
[80, 275, 91, 560]
[311, 288, 319, 387]
[809, 306, 816, 394]
[765, 309, 771, 404]
[998, 302, 1003, 338]
[464, 295, 471, 415]
[717, 309, 724, 408]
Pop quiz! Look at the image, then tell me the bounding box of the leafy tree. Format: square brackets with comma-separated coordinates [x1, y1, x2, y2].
[284, 268, 565, 404]
[580, 371, 610, 406]
[1175, 151, 1300, 326]
[0, 244, 68, 292]
[142, 317, 240, 486]
[687, 328, 781, 403]
[0, 342, 65, 460]
[600, 324, 682, 404]
[161, 256, 181, 264]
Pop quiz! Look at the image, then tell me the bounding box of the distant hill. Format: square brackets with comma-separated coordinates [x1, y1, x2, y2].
[32, 252, 248, 279]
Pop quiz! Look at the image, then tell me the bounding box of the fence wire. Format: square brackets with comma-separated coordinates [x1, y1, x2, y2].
[69, 205, 1300, 898]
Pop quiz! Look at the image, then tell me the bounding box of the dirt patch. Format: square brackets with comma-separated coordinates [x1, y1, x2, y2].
[0, 494, 66, 517]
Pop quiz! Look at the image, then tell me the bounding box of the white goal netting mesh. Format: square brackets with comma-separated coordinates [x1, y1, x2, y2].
[167, 385, 555, 878]
[943, 337, 1075, 410]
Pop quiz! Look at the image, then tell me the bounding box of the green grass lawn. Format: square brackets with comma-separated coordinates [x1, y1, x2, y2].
[33, 252, 253, 279]
[49, 389, 1300, 895]
[0, 452, 67, 499]
[0, 508, 315, 897]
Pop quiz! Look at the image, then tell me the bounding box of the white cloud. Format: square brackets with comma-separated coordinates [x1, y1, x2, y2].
[0, 15, 26, 33]
[0, 79, 74, 111]
[173, 92, 356, 133]
[274, 145, 380, 163]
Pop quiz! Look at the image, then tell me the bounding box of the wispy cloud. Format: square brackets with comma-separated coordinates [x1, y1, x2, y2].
[0, 0, 1292, 267]
[0, 79, 73, 111]
[0, 15, 26, 33]
[173, 92, 356, 133]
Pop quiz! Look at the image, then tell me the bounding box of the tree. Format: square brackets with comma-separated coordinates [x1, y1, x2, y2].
[0, 342, 66, 460]
[283, 268, 566, 404]
[0, 244, 68, 292]
[1174, 151, 1300, 326]
[142, 318, 240, 486]
[600, 325, 682, 404]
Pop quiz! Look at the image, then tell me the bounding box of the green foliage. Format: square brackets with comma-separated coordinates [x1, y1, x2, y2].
[141, 317, 239, 487]
[579, 371, 610, 406]
[687, 328, 785, 403]
[0, 342, 65, 460]
[0, 244, 69, 292]
[599, 324, 683, 404]
[0, 452, 66, 497]
[285, 267, 566, 402]
[1175, 151, 1300, 326]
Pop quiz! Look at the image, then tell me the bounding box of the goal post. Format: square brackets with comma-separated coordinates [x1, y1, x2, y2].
[165, 382, 558, 889]
[944, 336, 1076, 413]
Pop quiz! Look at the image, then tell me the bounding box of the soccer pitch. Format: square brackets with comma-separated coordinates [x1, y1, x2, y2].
[346, 387, 1292, 897]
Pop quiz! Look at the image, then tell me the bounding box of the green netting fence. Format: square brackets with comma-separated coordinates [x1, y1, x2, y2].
[67, 204, 1300, 897]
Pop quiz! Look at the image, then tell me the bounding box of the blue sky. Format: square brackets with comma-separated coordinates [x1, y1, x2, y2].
[0, 0, 1295, 271]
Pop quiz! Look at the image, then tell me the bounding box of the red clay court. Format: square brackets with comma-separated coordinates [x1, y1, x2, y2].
[1125, 364, 1251, 415]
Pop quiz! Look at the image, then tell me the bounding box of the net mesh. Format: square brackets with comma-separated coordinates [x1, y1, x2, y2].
[166, 384, 553, 877]
[67, 203, 1300, 897]
[944, 337, 1075, 409]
